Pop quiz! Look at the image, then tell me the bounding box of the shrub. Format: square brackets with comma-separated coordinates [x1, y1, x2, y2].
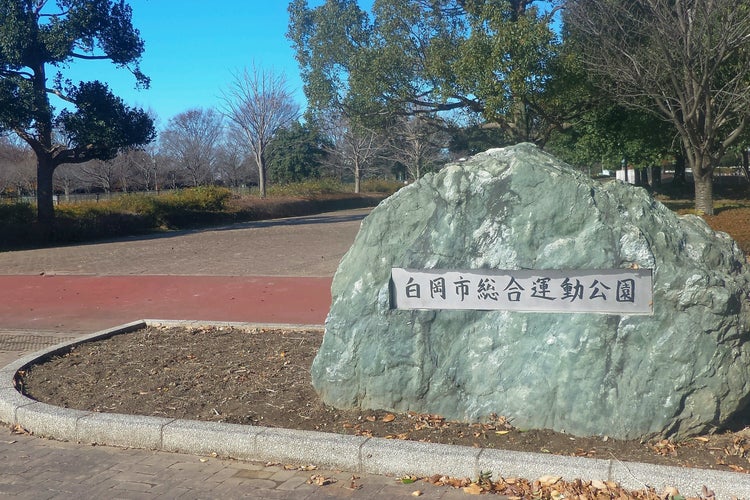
[267, 178, 347, 197]
[0, 184, 388, 249]
[108, 193, 161, 215]
[0, 202, 35, 224]
[54, 187, 233, 230]
[161, 186, 232, 211]
[360, 178, 404, 194]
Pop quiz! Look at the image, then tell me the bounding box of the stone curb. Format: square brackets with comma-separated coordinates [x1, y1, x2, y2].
[1, 320, 748, 498]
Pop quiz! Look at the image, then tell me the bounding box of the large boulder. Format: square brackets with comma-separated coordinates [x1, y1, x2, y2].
[312, 143, 750, 440]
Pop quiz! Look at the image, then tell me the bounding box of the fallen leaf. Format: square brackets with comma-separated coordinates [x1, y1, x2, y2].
[411, 490, 422, 497]
[9, 424, 29, 435]
[365, 415, 376, 422]
[463, 483, 483, 495]
[199, 458, 209, 463]
[538, 475, 561, 487]
[348, 475, 361, 490]
[495, 430, 510, 435]
[590, 479, 608, 490]
[694, 436, 710, 442]
[400, 476, 417, 484]
[382, 413, 396, 423]
[308, 474, 336, 486]
[661, 486, 680, 497]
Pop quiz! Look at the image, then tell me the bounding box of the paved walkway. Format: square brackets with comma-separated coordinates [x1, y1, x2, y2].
[0, 209, 367, 348]
[0, 429, 467, 499]
[0, 209, 465, 498]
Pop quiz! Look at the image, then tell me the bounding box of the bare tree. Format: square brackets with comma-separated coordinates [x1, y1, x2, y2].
[77, 159, 124, 194]
[0, 137, 34, 198]
[55, 163, 87, 200]
[113, 148, 155, 192]
[566, 0, 750, 215]
[216, 127, 255, 188]
[386, 115, 450, 181]
[159, 108, 224, 187]
[321, 112, 386, 193]
[221, 64, 300, 197]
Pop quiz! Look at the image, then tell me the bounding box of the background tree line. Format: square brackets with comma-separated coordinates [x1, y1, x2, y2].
[2, 0, 749, 222]
[288, 0, 750, 215]
[0, 105, 468, 201]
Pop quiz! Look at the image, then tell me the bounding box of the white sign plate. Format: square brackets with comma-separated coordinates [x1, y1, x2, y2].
[390, 268, 653, 315]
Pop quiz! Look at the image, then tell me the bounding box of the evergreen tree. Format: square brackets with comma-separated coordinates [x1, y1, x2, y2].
[0, 0, 155, 224]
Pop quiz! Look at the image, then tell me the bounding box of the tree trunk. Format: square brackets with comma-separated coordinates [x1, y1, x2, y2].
[640, 168, 650, 187]
[651, 165, 662, 186]
[694, 172, 714, 215]
[633, 168, 643, 186]
[673, 155, 686, 185]
[258, 158, 267, 198]
[354, 164, 361, 194]
[36, 156, 56, 225]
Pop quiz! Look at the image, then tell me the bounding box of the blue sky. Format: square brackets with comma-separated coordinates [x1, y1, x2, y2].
[59, 1, 372, 129]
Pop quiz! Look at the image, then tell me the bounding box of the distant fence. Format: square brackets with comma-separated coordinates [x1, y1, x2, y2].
[3, 188, 258, 205]
[5, 191, 163, 205]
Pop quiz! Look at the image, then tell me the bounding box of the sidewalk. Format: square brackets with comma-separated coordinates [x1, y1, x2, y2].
[0, 430, 469, 499]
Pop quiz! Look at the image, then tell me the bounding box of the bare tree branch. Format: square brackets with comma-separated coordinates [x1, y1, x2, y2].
[567, 0, 750, 214]
[220, 64, 300, 197]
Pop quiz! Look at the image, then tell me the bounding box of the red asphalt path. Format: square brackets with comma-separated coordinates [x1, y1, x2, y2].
[0, 275, 332, 332]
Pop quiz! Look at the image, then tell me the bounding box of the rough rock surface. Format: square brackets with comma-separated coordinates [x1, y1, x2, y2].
[311, 143, 750, 440]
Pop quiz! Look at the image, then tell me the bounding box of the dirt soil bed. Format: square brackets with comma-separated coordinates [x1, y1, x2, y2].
[16, 325, 750, 480]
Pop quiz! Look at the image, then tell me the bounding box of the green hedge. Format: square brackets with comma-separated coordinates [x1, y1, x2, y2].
[0, 186, 386, 250]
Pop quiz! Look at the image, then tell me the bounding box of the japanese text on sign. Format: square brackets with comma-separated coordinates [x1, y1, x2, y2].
[390, 268, 653, 315]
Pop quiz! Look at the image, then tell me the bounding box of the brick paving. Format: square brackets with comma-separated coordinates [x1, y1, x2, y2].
[0, 431, 467, 498]
[0, 208, 472, 499]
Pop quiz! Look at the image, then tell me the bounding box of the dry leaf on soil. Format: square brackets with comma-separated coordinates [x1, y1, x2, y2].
[538, 475, 562, 487]
[462, 482, 484, 495]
